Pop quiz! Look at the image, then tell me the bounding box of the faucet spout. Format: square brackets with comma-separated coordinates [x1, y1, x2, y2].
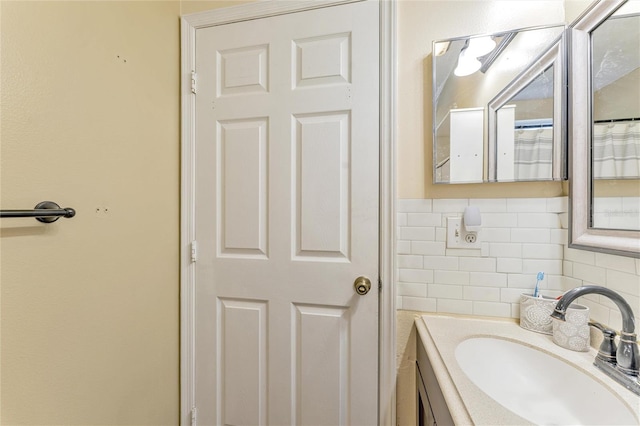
[552, 285, 639, 381]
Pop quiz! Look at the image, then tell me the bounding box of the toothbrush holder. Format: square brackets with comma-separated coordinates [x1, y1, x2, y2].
[552, 303, 590, 352]
[519, 294, 558, 335]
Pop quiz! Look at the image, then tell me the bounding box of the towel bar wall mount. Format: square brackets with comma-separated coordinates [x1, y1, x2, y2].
[0, 201, 76, 223]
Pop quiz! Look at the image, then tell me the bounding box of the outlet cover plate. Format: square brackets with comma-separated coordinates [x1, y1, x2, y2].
[447, 217, 481, 249]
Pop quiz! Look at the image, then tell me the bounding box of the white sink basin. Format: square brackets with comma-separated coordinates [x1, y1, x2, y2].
[455, 337, 638, 425]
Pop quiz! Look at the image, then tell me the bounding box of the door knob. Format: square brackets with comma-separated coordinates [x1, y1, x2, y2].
[354, 276, 372, 295]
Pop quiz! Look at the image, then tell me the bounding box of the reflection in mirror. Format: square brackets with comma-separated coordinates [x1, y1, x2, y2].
[433, 25, 565, 184]
[591, 5, 640, 231]
[569, 0, 639, 257]
[488, 37, 565, 182]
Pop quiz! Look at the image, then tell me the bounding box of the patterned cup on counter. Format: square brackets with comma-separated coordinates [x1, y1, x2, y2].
[519, 294, 558, 335]
[552, 303, 590, 352]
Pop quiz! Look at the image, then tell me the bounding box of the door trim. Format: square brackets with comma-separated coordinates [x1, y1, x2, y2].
[179, 1, 396, 424]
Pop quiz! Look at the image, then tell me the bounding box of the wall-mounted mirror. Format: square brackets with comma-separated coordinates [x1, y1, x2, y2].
[433, 24, 566, 184]
[569, 0, 640, 257]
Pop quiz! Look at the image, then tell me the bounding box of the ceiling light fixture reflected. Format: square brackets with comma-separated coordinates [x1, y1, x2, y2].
[454, 48, 481, 76]
[466, 35, 496, 57]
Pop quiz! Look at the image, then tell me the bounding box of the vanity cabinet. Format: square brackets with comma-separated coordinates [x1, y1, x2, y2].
[416, 334, 454, 426]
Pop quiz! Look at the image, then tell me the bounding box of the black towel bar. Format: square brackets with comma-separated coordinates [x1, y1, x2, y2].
[0, 201, 76, 223]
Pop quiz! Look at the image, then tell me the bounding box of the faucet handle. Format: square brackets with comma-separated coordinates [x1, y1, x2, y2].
[589, 321, 617, 364]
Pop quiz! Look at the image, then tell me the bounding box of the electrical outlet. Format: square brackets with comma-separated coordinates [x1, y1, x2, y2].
[447, 217, 481, 249]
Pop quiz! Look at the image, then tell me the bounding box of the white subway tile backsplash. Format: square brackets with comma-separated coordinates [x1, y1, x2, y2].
[407, 213, 442, 227]
[482, 213, 519, 228]
[501, 287, 530, 303]
[517, 213, 561, 228]
[428, 283, 463, 299]
[397, 240, 411, 254]
[564, 247, 596, 265]
[473, 301, 511, 317]
[490, 243, 523, 259]
[446, 248, 482, 257]
[469, 272, 508, 287]
[397, 199, 432, 213]
[398, 268, 433, 283]
[595, 252, 637, 274]
[459, 257, 496, 272]
[463, 286, 500, 302]
[412, 241, 446, 256]
[397, 255, 423, 269]
[545, 275, 564, 290]
[561, 275, 582, 289]
[507, 273, 541, 288]
[471, 198, 507, 212]
[546, 197, 568, 213]
[432, 199, 468, 212]
[396, 197, 640, 330]
[522, 243, 563, 260]
[563, 260, 573, 277]
[559, 212, 569, 229]
[572, 262, 607, 284]
[402, 296, 436, 312]
[397, 282, 427, 297]
[511, 228, 550, 243]
[437, 299, 473, 315]
[399, 226, 435, 241]
[606, 269, 640, 297]
[481, 228, 511, 243]
[397, 213, 407, 227]
[507, 198, 547, 213]
[550, 229, 568, 244]
[423, 256, 459, 271]
[497, 258, 522, 273]
[522, 259, 562, 275]
[434, 270, 470, 285]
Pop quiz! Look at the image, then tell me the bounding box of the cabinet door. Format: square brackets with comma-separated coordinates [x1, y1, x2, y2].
[416, 365, 437, 426]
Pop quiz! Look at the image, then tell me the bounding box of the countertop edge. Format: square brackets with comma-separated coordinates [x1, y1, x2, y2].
[415, 319, 474, 425]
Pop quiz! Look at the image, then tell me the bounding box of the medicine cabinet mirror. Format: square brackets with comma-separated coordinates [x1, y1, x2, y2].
[433, 24, 566, 184]
[569, 0, 640, 257]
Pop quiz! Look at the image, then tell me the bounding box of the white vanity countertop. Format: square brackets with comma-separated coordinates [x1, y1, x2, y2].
[416, 313, 640, 425]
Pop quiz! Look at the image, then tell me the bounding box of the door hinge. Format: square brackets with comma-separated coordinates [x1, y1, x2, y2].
[378, 277, 382, 292]
[190, 240, 198, 263]
[191, 70, 197, 94]
[190, 407, 197, 426]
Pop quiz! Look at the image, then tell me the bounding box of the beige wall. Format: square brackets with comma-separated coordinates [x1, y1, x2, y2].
[0, 1, 184, 424]
[398, 0, 570, 199]
[1, 1, 256, 423]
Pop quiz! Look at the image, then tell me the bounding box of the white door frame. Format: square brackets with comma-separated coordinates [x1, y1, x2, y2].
[179, 1, 396, 424]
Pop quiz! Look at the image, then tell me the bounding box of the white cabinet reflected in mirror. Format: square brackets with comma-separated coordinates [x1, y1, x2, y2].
[569, 0, 640, 257]
[433, 24, 566, 184]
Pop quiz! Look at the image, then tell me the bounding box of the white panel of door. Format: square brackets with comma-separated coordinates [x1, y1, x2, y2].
[295, 111, 350, 259]
[218, 118, 268, 258]
[218, 298, 268, 426]
[194, 2, 379, 425]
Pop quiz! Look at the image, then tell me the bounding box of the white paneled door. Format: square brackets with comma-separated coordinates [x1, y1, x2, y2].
[193, 2, 380, 425]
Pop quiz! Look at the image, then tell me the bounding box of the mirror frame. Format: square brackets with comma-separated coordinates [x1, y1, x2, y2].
[487, 33, 566, 182]
[569, 0, 640, 258]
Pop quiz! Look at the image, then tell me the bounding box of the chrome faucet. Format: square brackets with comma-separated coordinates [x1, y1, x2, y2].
[551, 285, 640, 396]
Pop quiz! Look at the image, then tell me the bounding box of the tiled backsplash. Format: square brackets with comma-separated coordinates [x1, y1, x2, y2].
[396, 197, 640, 331]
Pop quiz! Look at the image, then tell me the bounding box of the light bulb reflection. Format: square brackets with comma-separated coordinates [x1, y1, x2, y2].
[454, 48, 481, 76]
